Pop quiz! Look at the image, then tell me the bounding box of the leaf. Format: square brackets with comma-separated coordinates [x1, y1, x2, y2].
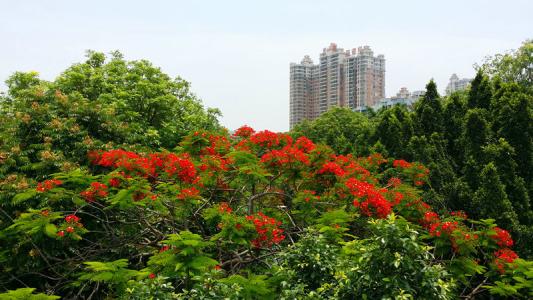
[11, 190, 37, 205]
[44, 224, 57, 238]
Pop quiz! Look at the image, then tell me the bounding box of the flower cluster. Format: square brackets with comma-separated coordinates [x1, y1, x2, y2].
[80, 182, 108, 202]
[218, 202, 233, 214]
[36, 179, 62, 192]
[91, 150, 198, 183]
[490, 227, 514, 248]
[57, 214, 83, 238]
[249, 130, 292, 149]
[246, 212, 285, 248]
[493, 248, 519, 273]
[177, 187, 200, 200]
[260, 145, 309, 167]
[294, 136, 315, 153]
[233, 125, 255, 138]
[346, 178, 391, 218]
[393, 159, 412, 168]
[317, 162, 345, 177]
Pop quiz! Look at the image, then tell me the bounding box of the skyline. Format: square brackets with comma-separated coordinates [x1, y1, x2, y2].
[1, 0, 532, 132]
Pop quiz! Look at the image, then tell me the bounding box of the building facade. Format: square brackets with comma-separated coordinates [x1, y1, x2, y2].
[373, 87, 424, 111]
[445, 73, 472, 95]
[290, 43, 385, 129]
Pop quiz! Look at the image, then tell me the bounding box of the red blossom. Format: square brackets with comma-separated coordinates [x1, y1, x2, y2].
[233, 125, 255, 138]
[65, 214, 80, 223]
[246, 212, 285, 248]
[294, 136, 315, 153]
[177, 187, 200, 200]
[393, 159, 412, 168]
[317, 162, 345, 177]
[57, 231, 65, 237]
[494, 248, 519, 273]
[490, 227, 514, 248]
[218, 202, 233, 214]
[36, 179, 62, 192]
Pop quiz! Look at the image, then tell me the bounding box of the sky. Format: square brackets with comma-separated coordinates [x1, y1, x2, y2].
[1, 0, 532, 132]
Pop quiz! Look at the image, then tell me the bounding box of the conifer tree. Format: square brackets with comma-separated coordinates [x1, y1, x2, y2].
[473, 163, 518, 229]
[415, 80, 444, 136]
[468, 70, 493, 109]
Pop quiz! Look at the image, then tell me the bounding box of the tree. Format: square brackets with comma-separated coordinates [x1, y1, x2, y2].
[0, 50, 221, 183]
[443, 92, 468, 168]
[472, 163, 518, 229]
[374, 105, 414, 158]
[480, 39, 533, 91]
[492, 88, 533, 187]
[415, 80, 444, 135]
[468, 70, 493, 110]
[291, 107, 373, 155]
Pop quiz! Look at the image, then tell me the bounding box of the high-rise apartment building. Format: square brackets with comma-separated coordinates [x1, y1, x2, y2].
[290, 43, 385, 129]
[445, 73, 472, 95]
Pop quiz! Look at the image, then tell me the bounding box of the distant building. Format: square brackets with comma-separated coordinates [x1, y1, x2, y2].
[445, 73, 472, 95]
[289, 56, 319, 127]
[289, 43, 385, 129]
[373, 87, 424, 111]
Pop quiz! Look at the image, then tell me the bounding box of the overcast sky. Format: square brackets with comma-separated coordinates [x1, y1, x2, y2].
[1, 0, 531, 132]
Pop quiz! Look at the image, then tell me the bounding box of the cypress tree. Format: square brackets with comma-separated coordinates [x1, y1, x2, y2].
[472, 163, 518, 229]
[468, 70, 492, 109]
[415, 80, 444, 136]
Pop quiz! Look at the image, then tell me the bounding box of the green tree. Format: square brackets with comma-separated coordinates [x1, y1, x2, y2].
[415, 80, 444, 136]
[292, 107, 373, 155]
[480, 39, 532, 91]
[468, 70, 493, 110]
[374, 105, 414, 158]
[472, 163, 518, 229]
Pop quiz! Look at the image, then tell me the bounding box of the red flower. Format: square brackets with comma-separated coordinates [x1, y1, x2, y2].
[450, 211, 467, 219]
[65, 214, 81, 223]
[160, 245, 170, 253]
[393, 159, 412, 168]
[149, 273, 156, 279]
[177, 187, 200, 200]
[388, 177, 402, 187]
[57, 230, 65, 237]
[80, 182, 108, 202]
[66, 226, 75, 233]
[233, 125, 255, 138]
[218, 202, 233, 214]
[490, 227, 514, 248]
[421, 211, 440, 228]
[317, 162, 345, 177]
[246, 212, 285, 248]
[494, 248, 519, 273]
[294, 136, 315, 153]
[36, 179, 62, 192]
[108, 177, 120, 188]
[214, 265, 222, 271]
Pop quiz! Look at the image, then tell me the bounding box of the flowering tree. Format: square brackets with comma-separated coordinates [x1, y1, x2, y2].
[0, 127, 531, 298]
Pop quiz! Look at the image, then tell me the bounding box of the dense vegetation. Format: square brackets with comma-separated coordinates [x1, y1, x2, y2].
[293, 40, 533, 258]
[0, 43, 531, 299]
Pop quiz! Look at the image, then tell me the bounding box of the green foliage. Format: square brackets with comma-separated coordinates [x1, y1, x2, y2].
[338, 215, 456, 299]
[147, 231, 218, 284]
[473, 163, 518, 229]
[415, 79, 444, 136]
[292, 107, 373, 155]
[276, 230, 339, 289]
[77, 259, 141, 284]
[480, 39, 533, 90]
[0, 288, 59, 300]
[485, 258, 533, 298]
